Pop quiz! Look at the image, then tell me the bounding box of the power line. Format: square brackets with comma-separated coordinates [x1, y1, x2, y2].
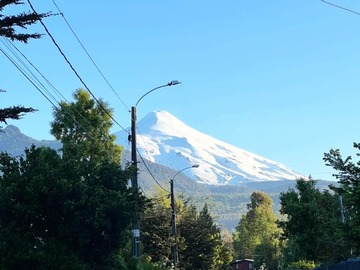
[26, 0, 128, 134]
[116, 129, 168, 193]
[320, 0, 360, 16]
[1, 47, 58, 109]
[136, 127, 156, 162]
[43, 0, 176, 195]
[1, 45, 91, 140]
[2, 38, 66, 103]
[135, 126, 172, 192]
[1, 44, 120, 162]
[50, 0, 130, 112]
[137, 148, 169, 193]
[1, 38, 61, 106]
[1, 38, 103, 141]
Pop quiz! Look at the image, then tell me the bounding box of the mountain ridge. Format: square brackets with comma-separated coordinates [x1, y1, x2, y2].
[0, 125, 61, 156]
[1, 111, 304, 186]
[116, 110, 304, 186]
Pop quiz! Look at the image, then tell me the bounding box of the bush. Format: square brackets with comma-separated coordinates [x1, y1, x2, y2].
[286, 260, 316, 270]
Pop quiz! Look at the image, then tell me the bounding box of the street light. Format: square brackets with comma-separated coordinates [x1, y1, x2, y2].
[170, 164, 199, 266]
[135, 80, 181, 107]
[130, 80, 181, 258]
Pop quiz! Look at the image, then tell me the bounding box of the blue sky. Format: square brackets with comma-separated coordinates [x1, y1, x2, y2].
[2, 0, 360, 181]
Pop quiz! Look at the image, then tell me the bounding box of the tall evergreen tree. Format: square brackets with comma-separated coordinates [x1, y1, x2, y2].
[198, 204, 232, 269]
[141, 191, 173, 266]
[178, 203, 231, 270]
[142, 193, 232, 270]
[233, 191, 281, 270]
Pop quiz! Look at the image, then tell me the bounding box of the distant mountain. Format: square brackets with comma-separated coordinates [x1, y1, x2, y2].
[115, 111, 304, 186]
[0, 125, 61, 156]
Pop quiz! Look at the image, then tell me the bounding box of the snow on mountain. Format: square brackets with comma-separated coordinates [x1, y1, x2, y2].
[115, 111, 304, 185]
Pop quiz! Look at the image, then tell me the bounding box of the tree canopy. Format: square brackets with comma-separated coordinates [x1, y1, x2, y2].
[279, 178, 350, 265]
[0, 89, 145, 269]
[141, 191, 232, 270]
[0, 104, 36, 125]
[141, 190, 173, 266]
[51, 88, 122, 164]
[233, 191, 281, 270]
[178, 203, 232, 270]
[0, 0, 50, 43]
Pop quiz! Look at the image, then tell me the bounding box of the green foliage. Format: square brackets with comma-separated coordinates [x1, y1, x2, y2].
[233, 191, 281, 269]
[118, 255, 171, 270]
[279, 178, 350, 265]
[0, 145, 141, 269]
[51, 88, 122, 165]
[286, 259, 315, 270]
[0, 0, 51, 43]
[141, 193, 172, 265]
[324, 143, 360, 255]
[0, 89, 145, 269]
[254, 237, 281, 270]
[178, 203, 232, 270]
[142, 193, 232, 270]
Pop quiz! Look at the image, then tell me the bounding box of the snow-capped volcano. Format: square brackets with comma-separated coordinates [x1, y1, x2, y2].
[115, 111, 304, 185]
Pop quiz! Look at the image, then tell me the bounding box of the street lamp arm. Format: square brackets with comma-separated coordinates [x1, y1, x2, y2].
[135, 80, 181, 108]
[172, 167, 188, 181]
[135, 84, 167, 108]
[172, 164, 199, 181]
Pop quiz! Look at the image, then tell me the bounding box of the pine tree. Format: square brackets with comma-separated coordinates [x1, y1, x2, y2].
[141, 191, 173, 265]
[0, 0, 50, 43]
[178, 203, 232, 270]
[0, 104, 36, 125]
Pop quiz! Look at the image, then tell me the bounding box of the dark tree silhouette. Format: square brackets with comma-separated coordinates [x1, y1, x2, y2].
[0, 105, 36, 124]
[0, 0, 50, 43]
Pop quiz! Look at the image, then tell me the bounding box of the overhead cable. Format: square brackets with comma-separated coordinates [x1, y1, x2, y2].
[1, 38, 60, 106]
[1, 47, 58, 109]
[50, 0, 130, 112]
[26, 0, 128, 134]
[1, 44, 119, 161]
[2, 38, 107, 142]
[2, 38, 66, 102]
[320, 0, 360, 16]
[136, 126, 172, 192]
[137, 148, 169, 193]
